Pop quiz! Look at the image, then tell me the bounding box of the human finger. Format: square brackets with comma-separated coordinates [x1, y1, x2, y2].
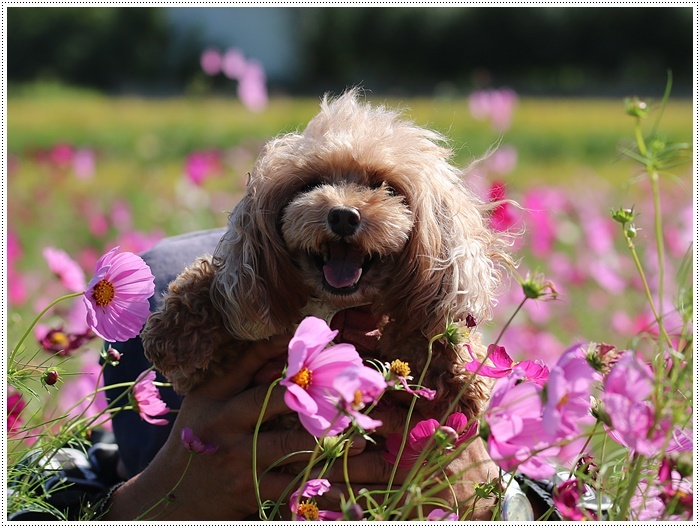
[371, 405, 425, 438]
[254, 431, 367, 470]
[220, 383, 293, 430]
[320, 449, 406, 486]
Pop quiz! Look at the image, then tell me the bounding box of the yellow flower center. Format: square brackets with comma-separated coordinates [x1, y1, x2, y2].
[558, 393, 570, 408]
[390, 359, 411, 378]
[50, 331, 70, 347]
[353, 389, 364, 409]
[291, 367, 312, 390]
[92, 279, 116, 307]
[297, 500, 320, 520]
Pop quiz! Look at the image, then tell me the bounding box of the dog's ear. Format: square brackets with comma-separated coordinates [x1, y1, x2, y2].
[142, 257, 238, 393]
[382, 170, 510, 340]
[210, 182, 309, 340]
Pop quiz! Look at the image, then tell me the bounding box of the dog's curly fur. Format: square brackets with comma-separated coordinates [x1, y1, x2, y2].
[142, 89, 511, 421]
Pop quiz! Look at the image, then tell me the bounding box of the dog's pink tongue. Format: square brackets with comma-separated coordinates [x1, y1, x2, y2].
[323, 242, 364, 289]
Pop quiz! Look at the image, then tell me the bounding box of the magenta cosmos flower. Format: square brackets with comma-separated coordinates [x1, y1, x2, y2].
[383, 412, 477, 469]
[43, 246, 86, 292]
[83, 246, 155, 343]
[553, 478, 596, 521]
[181, 427, 218, 455]
[131, 370, 169, 426]
[465, 344, 549, 386]
[281, 316, 364, 437]
[7, 387, 27, 434]
[290, 478, 342, 521]
[332, 365, 386, 433]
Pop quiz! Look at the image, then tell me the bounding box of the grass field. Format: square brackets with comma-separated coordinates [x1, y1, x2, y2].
[7, 89, 694, 352]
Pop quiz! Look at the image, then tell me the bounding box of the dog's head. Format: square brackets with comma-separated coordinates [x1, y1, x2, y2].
[212, 89, 510, 342]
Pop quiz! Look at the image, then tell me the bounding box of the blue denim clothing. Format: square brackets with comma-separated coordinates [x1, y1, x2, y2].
[103, 228, 226, 478]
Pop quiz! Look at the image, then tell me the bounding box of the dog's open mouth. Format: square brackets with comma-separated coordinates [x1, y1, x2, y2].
[313, 241, 374, 294]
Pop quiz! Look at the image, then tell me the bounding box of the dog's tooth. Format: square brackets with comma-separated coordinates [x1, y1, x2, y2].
[353, 268, 363, 285]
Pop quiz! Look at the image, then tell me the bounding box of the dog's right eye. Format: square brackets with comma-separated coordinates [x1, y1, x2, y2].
[371, 181, 397, 196]
[298, 181, 323, 194]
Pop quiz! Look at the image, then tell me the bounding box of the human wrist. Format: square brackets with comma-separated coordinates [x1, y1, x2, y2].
[101, 442, 202, 520]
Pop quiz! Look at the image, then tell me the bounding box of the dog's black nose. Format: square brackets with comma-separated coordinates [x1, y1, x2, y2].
[328, 207, 361, 236]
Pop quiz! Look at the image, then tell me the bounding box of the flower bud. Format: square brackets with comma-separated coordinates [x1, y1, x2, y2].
[610, 206, 635, 224]
[520, 271, 558, 301]
[436, 425, 459, 448]
[101, 346, 122, 366]
[43, 369, 60, 386]
[625, 97, 649, 118]
[591, 400, 612, 427]
[586, 342, 622, 373]
[442, 319, 471, 346]
[342, 502, 364, 521]
[625, 223, 638, 239]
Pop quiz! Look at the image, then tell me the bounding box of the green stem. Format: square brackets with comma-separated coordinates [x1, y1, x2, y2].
[624, 229, 673, 348]
[649, 170, 667, 335]
[493, 297, 527, 346]
[9, 292, 83, 368]
[252, 378, 280, 520]
[616, 453, 644, 520]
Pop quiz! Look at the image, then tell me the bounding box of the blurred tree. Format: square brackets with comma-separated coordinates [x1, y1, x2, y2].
[299, 7, 693, 96]
[7, 6, 693, 96]
[7, 8, 173, 91]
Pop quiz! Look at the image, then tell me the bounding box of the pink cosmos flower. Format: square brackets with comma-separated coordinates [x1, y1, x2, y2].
[290, 478, 342, 521]
[468, 88, 518, 132]
[332, 365, 386, 433]
[43, 246, 86, 292]
[484, 145, 518, 175]
[602, 352, 679, 456]
[542, 344, 597, 439]
[200, 48, 222, 75]
[221, 47, 248, 79]
[72, 148, 95, 180]
[181, 427, 218, 455]
[383, 412, 476, 468]
[8, 267, 28, 306]
[426, 508, 459, 521]
[83, 247, 155, 343]
[131, 370, 170, 426]
[281, 317, 363, 437]
[629, 478, 666, 521]
[237, 60, 268, 112]
[465, 344, 549, 387]
[485, 374, 558, 479]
